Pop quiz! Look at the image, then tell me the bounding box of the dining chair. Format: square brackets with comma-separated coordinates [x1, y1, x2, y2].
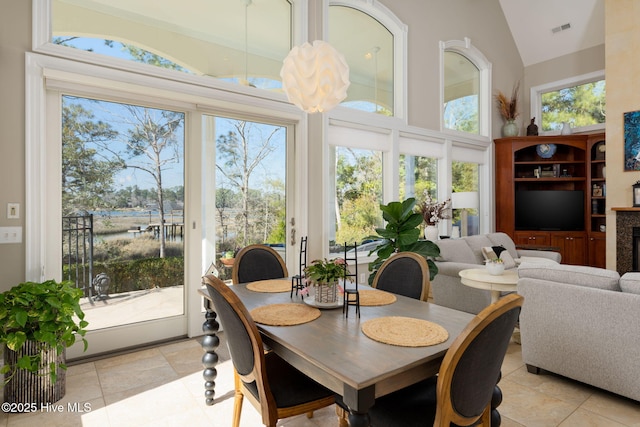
[336, 293, 523, 427]
[291, 236, 308, 298]
[232, 244, 288, 284]
[371, 251, 430, 301]
[203, 275, 335, 427]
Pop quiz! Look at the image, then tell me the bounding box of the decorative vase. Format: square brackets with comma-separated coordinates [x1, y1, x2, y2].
[561, 122, 572, 135]
[425, 225, 439, 241]
[314, 281, 338, 303]
[486, 262, 505, 276]
[4, 341, 66, 406]
[502, 120, 518, 137]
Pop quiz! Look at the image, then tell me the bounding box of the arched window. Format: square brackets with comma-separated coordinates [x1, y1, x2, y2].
[441, 38, 491, 136]
[50, 0, 292, 91]
[329, 1, 406, 118]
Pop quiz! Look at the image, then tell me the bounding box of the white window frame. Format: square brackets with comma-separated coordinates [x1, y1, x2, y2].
[440, 38, 492, 138]
[328, 0, 408, 121]
[530, 70, 605, 135]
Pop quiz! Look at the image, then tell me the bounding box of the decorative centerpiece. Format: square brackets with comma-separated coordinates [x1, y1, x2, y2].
[418, 193, 451, 241]
[485, 258, 505, 276]
[495, 81, 520, 137]
[303, 258, 347, 304]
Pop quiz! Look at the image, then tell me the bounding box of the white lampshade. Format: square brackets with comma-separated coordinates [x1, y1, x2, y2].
[280, 40, 350, 113]
[451, 192, 479, 209]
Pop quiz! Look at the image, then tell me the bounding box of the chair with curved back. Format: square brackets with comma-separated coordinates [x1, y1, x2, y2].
[336, 293, 523, 427]
[203, 275, 335, 427]
[232, 244, 288, 285]
[371, 251, 430, 301]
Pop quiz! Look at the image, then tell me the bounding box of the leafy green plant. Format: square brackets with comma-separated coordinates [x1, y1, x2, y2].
[0, 280, 89, 384]
[367, 197, 440, 285]
[304, 258, 347, 284]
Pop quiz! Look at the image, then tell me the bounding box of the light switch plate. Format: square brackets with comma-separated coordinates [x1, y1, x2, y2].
[7, 203, 19, 219]
[0, 227, 22, 244]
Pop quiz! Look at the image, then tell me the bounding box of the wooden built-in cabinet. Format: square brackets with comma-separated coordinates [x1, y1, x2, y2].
[494, 133, 605, 267]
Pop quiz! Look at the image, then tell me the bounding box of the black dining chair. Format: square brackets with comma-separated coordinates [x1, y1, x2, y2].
[232, 244, 288, 285]
[336, 293, 523, 427]
[371, 251, 430, 301]
[291, 236, 308, 298]
[203, 275, 335, 427]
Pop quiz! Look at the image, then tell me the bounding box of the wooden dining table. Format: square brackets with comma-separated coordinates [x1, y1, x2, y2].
[199, 280, 476, 427]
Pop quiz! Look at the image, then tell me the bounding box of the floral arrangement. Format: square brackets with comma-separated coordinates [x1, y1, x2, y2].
[418, 193, 451, 226]
[304, 258, 347, 284]
[485, 257, 504, 264]
[495, 81, 520, 121]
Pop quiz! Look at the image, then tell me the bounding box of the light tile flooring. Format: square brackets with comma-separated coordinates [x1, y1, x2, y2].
[1, 334, 639, 427]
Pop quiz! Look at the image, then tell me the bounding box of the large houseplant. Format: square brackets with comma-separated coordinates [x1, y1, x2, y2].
[0, 279, 88, 404]
[366, 197, 440, 285]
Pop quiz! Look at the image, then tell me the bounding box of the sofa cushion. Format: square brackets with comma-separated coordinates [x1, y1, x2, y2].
[464, 235, 495, 264]
[620, 273, 640, 295]
[436, 239, 476, 264]
[518, 262, 621, 291]
[487, 232, 519, 259]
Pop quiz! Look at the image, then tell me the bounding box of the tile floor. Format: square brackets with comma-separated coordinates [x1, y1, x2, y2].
[1, 334, 639, 427]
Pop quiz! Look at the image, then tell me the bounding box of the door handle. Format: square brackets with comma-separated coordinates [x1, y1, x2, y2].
[291, 227, 296, 246]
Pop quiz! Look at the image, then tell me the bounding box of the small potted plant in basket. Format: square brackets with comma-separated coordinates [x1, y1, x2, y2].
[302, 258, 347, 304]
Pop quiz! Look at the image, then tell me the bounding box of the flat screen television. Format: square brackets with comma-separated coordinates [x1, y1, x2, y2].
[515, 190, 584, 231]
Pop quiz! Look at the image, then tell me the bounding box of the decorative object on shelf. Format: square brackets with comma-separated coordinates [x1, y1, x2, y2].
[502, 120, 519, 137]
[536, 143, 556, 159]
[526, 117, 539, 136]
[485, 258, 505, 276]
[561, 122, 572, 135]
[593, 184, 603, 197]
[624, 111, 640, 170]
[633, 181, 640, 207]
[602, 166, 606, 179]
[280, 40, 350, 113]
[595, 141, 606, 160]
[495, 81, 520, 137]
[303, 258, 347, 304]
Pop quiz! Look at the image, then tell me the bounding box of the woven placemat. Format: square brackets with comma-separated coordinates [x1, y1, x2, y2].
[361, 316, 449, 347]
[358, 289, 397, 306]
[250, 303, 321, 326]
[246, 279, 292, 293]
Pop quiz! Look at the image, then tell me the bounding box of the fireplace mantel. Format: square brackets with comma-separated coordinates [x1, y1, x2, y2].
[613, 207, 640, 212]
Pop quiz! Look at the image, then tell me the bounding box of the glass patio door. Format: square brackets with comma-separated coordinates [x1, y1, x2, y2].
[202, 115, 294, 281]
[47, 93, 188, 359]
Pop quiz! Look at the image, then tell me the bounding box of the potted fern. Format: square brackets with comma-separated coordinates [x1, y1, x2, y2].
[0, 279, 88, 406]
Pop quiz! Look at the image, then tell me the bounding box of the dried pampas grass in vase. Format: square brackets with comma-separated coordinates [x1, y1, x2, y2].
[495, 81, 520, 137]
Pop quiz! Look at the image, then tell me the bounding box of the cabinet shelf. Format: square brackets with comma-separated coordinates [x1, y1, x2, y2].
[515, 177, 585, 182]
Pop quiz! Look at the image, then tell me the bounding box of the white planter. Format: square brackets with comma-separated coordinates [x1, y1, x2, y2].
[486, 262, 505, 276]
[424, 225, 439, 241]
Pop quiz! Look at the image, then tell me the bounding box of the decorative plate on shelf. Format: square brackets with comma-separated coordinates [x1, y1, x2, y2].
[536, 143, 557, 159]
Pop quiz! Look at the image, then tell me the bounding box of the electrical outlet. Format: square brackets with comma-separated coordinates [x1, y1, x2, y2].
[0, 227, 22, 244]
[360, 273, 366, 284]
[7, 203, 19, 219]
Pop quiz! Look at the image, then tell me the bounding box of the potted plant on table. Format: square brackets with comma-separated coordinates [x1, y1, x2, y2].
[485, 257, 505, 276]
[302, 258, 347, 304]
[0, 279, 88, 406]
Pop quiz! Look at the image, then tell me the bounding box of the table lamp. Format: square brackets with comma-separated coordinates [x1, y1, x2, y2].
[452, 192, 479, 237]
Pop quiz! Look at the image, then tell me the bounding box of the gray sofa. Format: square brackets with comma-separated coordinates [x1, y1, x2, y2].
[431, 232, 561, 314]
[518, 263, 640, 402]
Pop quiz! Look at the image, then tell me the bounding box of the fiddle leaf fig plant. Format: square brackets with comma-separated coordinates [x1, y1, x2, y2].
[0, 280, 89, 384]
[367, 197, 441, 285]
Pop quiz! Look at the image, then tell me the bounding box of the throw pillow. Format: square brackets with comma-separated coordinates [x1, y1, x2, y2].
[482, 246, 516, 269]
[497, 250, 517, 269]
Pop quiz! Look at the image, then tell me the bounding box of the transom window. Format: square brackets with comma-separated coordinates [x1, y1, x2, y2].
[51, 0, 292, 90]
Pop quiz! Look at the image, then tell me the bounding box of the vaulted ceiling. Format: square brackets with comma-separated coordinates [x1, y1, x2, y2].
[499, 0, 605, 67]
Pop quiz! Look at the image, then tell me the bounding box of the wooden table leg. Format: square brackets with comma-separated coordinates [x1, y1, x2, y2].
[201, 297, 220, 405]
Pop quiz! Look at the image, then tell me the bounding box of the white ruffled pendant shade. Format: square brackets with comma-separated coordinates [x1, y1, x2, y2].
[280, 40, 350, 113]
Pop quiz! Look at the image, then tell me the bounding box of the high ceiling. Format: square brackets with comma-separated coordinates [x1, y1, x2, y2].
[499, 0, 605, 67]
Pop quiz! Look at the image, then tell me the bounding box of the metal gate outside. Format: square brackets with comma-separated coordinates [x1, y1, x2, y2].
[62, 214, 94, 299]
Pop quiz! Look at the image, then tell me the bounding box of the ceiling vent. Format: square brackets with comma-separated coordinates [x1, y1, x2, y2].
[552, 23, 571, 34]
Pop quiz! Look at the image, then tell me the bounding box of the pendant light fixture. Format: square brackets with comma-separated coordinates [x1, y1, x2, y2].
[280, 13, 350, 114]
